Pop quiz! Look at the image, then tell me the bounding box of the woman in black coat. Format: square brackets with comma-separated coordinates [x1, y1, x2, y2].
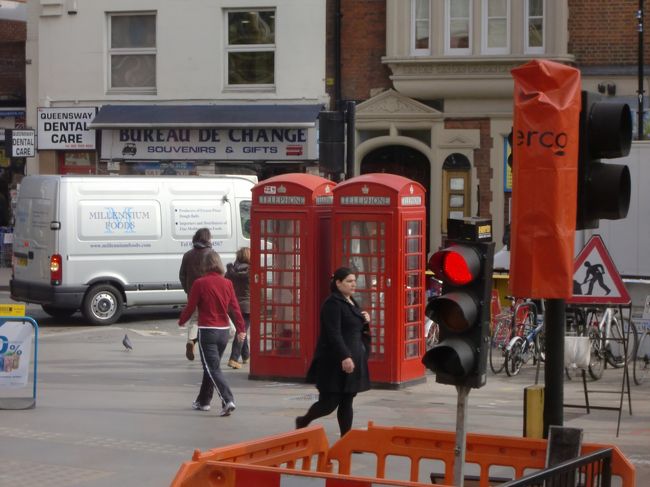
[296, 267, 371, 436]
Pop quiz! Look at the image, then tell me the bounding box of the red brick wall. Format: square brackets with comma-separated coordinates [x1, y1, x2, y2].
[444, 119, 494, 219]
[568, 0, 650, 66]
[0, 19, 26, 99]
[325, 0, 391, 105]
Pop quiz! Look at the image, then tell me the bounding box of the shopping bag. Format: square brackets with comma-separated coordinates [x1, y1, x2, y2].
[564, 336, 591, 370]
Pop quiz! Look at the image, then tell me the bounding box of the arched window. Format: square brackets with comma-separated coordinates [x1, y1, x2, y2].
[442, 153, 471, 233]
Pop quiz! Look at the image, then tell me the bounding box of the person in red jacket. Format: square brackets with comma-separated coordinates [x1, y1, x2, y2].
[179, 251, 247, 416]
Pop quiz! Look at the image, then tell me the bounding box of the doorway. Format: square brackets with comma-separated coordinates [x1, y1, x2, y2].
[360, 145, 431, 253]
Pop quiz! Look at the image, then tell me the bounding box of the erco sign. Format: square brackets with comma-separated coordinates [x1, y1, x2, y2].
[37, 107, 97, 150]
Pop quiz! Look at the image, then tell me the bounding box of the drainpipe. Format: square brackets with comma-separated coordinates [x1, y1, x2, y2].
[334, 0, 342, 111]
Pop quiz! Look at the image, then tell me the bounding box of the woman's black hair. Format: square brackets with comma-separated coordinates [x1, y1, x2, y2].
[330, 266, 354, 293]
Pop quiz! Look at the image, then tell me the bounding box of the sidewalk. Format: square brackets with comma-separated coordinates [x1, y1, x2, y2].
[0, 314, 648, 487]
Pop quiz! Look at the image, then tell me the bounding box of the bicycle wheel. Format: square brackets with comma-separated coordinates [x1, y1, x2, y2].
[489, 321, 510, 374]
[606, 317, 638, 368]
[633, 332, 650, 386]
[587, 325, 605, 381]
[505, 337, 525, 377]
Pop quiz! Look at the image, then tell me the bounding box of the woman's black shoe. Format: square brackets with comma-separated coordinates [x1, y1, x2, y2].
[295, 416, 309, 429]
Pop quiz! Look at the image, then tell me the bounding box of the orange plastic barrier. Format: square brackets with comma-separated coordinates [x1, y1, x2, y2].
[170, 425, 330, 486]
[171, 422, 635, 487]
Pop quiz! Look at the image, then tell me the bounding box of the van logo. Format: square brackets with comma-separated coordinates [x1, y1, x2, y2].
[264, 186, 277, 194]
[122, 143, 137, 156]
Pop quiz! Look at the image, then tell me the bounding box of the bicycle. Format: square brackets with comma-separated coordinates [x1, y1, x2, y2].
[581, 307, 638, 381]
[633, 318, 650, 385]
[505, 316, 545, 376]
[489, 297, 539, 374]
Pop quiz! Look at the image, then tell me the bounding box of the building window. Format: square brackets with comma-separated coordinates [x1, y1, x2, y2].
[482, 0, 509, 54]
[226, 9, 275, 87]
[442, 153, 471, 233]
[445, 0, 472, 55]
[411, 0, 430, 55]
[108, 13, 156, 93]
[525, 0, 544, 54]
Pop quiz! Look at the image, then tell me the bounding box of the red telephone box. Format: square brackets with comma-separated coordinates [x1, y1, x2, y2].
[332, 173, 426, 387]
[249, 174, 335, 380]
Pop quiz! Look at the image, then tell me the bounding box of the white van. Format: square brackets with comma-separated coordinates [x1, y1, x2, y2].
[10, 175, 254, 325]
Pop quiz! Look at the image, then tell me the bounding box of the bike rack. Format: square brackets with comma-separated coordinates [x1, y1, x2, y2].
[0, 316, 38, 410]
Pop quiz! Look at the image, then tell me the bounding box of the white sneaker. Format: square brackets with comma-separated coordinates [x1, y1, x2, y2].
[219, 401, 236, 416]
[192, 401, 210, 411]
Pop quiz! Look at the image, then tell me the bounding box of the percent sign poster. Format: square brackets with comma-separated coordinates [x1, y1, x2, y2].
[0, 322, 33, 388]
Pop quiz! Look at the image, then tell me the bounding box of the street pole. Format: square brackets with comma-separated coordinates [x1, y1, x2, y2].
[544, 299, 565, 436]
[638, 1, 645, 140]
[453, 385, 470, 487]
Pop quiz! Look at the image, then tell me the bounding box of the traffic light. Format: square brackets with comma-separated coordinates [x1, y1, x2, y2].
[422, 218, 494, 389]
[576, 91, 632, 230]
[318, 111, 345, 174]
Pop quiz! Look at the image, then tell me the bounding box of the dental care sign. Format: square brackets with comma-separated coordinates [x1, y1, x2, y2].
[37, 107, 98, 150]
[0, 321, 33, 388]
[100, 127, 317, 161]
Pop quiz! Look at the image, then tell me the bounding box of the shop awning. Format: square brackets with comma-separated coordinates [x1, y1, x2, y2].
[89, 104, 324, 129]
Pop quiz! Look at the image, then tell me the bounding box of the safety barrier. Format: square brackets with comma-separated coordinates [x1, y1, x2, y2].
[170, 422, 635, 487]
[501, 447, 613, 487]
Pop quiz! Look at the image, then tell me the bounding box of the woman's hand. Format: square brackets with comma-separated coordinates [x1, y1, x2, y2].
[342, 357, 355, 373]
[361, 311, 370, 323]
[237, 332, 247, 342]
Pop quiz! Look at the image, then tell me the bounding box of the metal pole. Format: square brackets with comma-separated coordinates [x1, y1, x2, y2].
[544, 299, 565, 437]
[345, 101, 355, 180]
[453, 385, 470, 487]
[638, 1, 645, 140]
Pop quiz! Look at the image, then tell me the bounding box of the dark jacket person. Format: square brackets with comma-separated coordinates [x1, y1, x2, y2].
[296, 267, 371, 436]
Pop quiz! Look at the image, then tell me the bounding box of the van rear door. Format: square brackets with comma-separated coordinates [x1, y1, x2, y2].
[13, 177, 59, 286]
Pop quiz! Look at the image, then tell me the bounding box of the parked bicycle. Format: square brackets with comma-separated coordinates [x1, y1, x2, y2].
[489, 296, 539, 374]
[578, 307, 638, 381]
[505, 314, 545, 376]
[633, 318, 650, 385]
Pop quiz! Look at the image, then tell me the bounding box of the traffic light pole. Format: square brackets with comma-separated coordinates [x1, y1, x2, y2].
[543, 299, 565, 436]
[453, 385, 470, 487]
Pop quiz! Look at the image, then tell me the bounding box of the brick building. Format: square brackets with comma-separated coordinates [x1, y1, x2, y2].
[329, 0, 649, 252]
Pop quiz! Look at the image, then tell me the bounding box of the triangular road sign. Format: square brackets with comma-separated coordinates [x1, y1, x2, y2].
[568, 235, 631, 305]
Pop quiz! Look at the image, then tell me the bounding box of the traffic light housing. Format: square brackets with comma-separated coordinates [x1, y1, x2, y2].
[576, 91, 632, 230]
[318, 111, 345, 174]
[422, 219, 494, 389]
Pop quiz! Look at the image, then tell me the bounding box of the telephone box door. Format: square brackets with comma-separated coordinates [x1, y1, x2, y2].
[251, 213, 312, 377]
[335, 214, 394, 380]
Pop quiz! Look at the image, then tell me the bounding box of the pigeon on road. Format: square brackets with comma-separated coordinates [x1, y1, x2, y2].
[122, 333, 133, 351]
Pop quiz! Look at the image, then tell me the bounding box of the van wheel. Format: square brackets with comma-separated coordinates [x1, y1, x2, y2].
[41, 305, 77, 319]
[82, 284, 124, 325]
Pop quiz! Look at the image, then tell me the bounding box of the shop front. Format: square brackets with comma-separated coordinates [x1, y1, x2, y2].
[89, 104, 322, 179]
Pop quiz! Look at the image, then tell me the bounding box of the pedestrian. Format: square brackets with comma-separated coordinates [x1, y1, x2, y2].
[179, 228, 217, 361]
[225, 247, 251, 369]
[178, 251, 247, 416]
[295, 266, 371, 437]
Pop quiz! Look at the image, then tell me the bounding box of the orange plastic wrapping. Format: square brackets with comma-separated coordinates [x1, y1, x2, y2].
[509, 60, 581, 298]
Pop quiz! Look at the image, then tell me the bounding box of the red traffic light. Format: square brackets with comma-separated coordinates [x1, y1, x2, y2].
[428, 245, 481, 286]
